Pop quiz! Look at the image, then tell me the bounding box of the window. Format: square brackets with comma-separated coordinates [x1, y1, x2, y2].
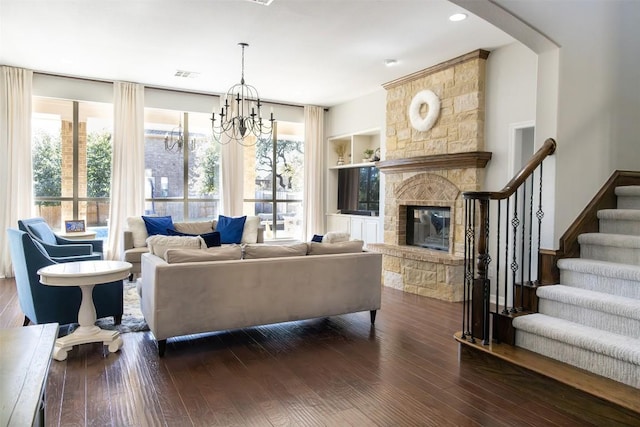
[143, 109, 220, 221]
[244, 121, 304, 240]
[32, 97, 113, 236]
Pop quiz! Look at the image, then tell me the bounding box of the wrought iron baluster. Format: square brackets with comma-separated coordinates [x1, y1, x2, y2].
[510, 191, 520, 313]
[528, 173, 535, 285]
[503, 198, 511, 314]
[496, 201, 503, 314]
[536, 163, 545, 284]
[520, 184, 526, 309]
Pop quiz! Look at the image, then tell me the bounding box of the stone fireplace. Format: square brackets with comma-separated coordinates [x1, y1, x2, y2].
[368, 50, 491, 302]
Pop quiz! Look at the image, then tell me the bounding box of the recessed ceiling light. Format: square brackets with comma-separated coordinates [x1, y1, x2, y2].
[384, 59, 398, 67]
[449, 13, 467, 22]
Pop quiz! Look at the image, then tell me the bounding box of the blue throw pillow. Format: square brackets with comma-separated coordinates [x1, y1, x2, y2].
[311, 234, 324, 243]
[142, 216, 174, 236]
[166, 228, 221, 247]
[216, 215, 246, 244]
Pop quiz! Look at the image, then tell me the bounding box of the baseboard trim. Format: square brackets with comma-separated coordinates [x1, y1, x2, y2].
[454, 331, 640, 414]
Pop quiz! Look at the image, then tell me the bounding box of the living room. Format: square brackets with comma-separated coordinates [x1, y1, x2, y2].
[2, 0, 640, 425]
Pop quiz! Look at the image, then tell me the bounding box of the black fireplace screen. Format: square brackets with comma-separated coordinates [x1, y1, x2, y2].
[406, 206, 450, 251]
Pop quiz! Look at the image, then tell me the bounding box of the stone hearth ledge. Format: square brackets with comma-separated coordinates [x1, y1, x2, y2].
[367, 243, 464, 266]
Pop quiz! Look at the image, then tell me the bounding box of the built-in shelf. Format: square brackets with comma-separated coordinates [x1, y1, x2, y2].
[328, 161, 376, 170]
[375, 151, 492, 174]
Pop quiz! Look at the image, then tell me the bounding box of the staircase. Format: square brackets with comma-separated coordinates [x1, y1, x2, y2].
[512, 186, 640, 389]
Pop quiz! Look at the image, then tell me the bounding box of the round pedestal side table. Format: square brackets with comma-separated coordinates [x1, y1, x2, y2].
[38, 260, 132, 361]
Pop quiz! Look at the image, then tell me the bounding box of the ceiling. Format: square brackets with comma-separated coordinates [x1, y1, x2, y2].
[0, 0, 515, 107]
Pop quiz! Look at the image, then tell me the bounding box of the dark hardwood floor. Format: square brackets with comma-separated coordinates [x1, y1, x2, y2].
[1, 277, 639, 426]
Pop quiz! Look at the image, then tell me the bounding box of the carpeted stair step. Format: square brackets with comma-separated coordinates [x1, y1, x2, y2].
[558, 258, 640, 299]
[536, 285, 640, 339]
[512, 313, 640, 388]
[598, 209, 640, 236]
[578, 233, 640, 264]
[616, 185, 640, 209]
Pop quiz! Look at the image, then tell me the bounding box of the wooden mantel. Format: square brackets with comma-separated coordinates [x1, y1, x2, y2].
[375, 151, 492, 174]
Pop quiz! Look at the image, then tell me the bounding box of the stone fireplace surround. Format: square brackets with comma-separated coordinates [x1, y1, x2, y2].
[367, 50, 490, 302]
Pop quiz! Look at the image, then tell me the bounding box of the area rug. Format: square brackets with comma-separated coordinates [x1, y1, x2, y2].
[96, 280, 149, 333]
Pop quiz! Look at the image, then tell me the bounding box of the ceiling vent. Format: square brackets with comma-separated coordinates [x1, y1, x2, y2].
[174, 70, 200, 78]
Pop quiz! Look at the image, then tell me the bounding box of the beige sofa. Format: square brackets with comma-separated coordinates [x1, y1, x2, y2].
[139, 245, 382, 356]
[122, 216, 263, 280]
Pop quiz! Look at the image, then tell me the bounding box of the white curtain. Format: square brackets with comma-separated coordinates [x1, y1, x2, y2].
[303, 105, 325, 241]
[107, 82, 145, 260]
[219, 95, 245, 216]
[0, 67, 33, 278]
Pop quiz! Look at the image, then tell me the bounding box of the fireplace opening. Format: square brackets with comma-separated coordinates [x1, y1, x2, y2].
[406, 206, 450, 252]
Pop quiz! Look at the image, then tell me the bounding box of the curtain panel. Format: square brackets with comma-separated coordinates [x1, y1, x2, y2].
[219, 95, 245, 216]
[107, 82, 145, 260]
[303, 105, 324, 241]
[0, 66, 33, 277]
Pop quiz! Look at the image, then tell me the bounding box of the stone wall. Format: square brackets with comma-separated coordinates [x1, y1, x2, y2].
[370, 50, 489, 302]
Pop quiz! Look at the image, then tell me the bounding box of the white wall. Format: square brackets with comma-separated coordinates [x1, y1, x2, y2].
[325, 89, 386, 139]
[484, 42, 538, 191]
[490, 0, 640, 247]
[33, 74, 305, 122]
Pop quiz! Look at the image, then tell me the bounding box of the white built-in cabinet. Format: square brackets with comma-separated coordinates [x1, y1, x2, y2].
[325, 128, 382, 247]
[326, 214, 381, 247]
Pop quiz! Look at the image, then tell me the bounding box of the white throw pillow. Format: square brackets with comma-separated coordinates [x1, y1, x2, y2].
[127, 216, 148, 248]
[146, 235, 204, 260]
[241, 215, 260, 244]
[322, 231, 351, 244]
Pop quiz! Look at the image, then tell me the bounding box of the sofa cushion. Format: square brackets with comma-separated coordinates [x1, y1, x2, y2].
[307, 240, 364, 255]
[166, 228, 221, 247]
[127, 216, 149, 247]
[165, 246, 242, 263]
[243, 243, 308, 259]
[123, 246, 149, 264]
[216, 215, 246, 244]
[241, 216, 260, 244]
[146, 235, 204, 259]
[322, 231, 351, 243]
[173, 220, 215, 235]
[142, 215, 174, 236]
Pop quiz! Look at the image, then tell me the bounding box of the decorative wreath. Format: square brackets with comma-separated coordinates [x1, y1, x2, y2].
[408, 90, 440, 132]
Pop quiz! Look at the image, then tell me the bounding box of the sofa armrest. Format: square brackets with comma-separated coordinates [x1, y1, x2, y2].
[123, 231, 135, 251]
[40, 241, 93, 257]
[56, 235, 103, 253]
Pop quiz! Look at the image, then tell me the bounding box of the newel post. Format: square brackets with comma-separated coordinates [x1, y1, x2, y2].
[472, 196, 491, 344]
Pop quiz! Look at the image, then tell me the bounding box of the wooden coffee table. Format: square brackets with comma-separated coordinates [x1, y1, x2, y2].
[38, 260, 132, 361]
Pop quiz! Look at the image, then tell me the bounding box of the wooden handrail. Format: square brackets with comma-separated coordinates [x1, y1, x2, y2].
[464, 138, 556, 200]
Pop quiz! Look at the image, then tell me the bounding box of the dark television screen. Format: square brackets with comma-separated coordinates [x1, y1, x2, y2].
[337, 166, 379, 216]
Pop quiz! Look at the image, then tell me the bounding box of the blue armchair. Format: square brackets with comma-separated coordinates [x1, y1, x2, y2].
[6, 228, 123, 327]
[18, 217, 103, 262]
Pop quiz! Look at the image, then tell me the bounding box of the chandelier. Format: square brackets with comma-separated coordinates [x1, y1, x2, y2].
[164, 116, 197, 153]
[211, 43, 275, 146]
